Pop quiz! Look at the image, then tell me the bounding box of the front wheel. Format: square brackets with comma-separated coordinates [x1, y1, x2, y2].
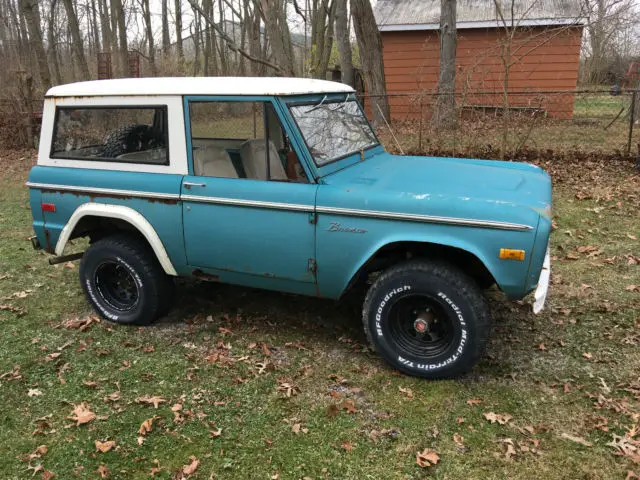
[362, 260, 491, 379]
[79, 234, 174, 325]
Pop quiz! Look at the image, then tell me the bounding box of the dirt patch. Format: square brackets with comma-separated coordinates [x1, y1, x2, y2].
[0, 148, 37, 180]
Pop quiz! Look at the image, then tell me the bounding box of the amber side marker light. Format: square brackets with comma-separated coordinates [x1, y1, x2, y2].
[499, 248, 526, 261]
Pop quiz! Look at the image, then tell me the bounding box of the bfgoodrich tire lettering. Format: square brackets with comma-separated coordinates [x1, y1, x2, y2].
[363, 260, 491, 379]
[79, 233, 174, 325]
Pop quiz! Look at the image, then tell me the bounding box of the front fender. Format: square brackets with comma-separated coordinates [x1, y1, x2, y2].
[316, 216, 537, 299]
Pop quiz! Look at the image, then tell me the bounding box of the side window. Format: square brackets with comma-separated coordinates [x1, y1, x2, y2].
[51, 107, 168, 165]
[188, 101, 309, 183]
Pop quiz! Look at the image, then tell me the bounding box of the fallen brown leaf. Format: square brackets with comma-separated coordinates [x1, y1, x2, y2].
[341, 441, 354, 452]
[67, 403, 96, 426]
[138, 416, 160, 436]
[483, 412, 512, 425]
[560, 432, 593, 447]
[94, 440, 116, 453]
[182, 456, 200, 476]
[135, 395, 166, 408]
[341, 399, 357, 414]
[96, 464, 109, 478]
[416, 448, 439, 468]
[398, 386, 414, 398]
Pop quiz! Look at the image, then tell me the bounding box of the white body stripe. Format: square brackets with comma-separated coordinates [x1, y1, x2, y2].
[56, 203, 178, 276]
[28, 182, 533, 232]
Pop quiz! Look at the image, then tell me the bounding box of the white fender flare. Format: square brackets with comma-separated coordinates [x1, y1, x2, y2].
[56, 203, 178, 276]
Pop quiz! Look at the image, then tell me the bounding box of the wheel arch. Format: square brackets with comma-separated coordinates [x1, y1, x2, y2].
[341, 238, 498, 297]
[56, 203, 177, 276]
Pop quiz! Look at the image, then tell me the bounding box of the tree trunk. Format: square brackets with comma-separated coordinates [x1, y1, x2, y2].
[47, 0, 63, 84]
[111, 0, 128, 76]
[139, 0, 157, 75]
[192, 15, 201, 75]
[351, 0, 389, 124]
[202, 0, 211, 75]
[334, 0, 353, 86]
[98, 0, 112, 52]
[90, 0, 101, 53]
[255, 0, 296, 76]
[433, 0, 457, 130]
[19, 0, 51, 88]
[161, 0, 170, 56]
[174, 0, 184, 63]
[61, 0, 91, 79]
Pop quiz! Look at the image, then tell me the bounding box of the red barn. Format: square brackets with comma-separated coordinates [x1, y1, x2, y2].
[373, 0, 585, 119]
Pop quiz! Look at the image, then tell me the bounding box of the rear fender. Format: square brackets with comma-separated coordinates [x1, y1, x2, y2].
[57, 203, 177, 276]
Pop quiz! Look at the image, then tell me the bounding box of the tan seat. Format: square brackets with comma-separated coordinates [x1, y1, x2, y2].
[193, 146, 238, 178]
[239, 139, 287, 181]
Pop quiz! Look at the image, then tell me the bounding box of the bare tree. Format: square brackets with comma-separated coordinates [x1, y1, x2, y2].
[582, 0, 634, 84]
[110, 0, 128, 76]
[175, 0, 184, 63]
[334, 0, 353, 86]
[433, 0, 457, 129]
[47, 0, 63, 84]
[187, 0, 287, 74]
[254, 0, 297, 76]
[61, 0, 91, 79]
[162, 0, 170, 55]
[310, 0, 337, 79]
[351, 0, 390, 124]
[19, 0, 51, 88]
[139, 0, 157, 75]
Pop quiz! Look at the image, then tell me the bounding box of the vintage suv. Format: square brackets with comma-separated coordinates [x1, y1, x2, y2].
[27, 77, 551, 379]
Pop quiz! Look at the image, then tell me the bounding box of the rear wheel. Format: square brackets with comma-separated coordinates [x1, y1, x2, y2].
[362, 260, 491, 379]
[79, 234, 174, 325]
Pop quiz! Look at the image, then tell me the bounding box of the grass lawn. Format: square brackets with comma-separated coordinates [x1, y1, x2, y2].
[0, 149, 638, 479]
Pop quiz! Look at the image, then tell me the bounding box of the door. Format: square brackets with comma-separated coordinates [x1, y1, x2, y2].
[181, 97, 317, 284]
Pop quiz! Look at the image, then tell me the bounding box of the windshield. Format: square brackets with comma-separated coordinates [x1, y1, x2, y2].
[289, 98, 378, 166]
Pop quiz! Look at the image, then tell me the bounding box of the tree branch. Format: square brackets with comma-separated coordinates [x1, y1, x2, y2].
[186, 0, 285, 75]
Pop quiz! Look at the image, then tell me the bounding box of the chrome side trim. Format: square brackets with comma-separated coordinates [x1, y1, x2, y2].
[180, 194, 315, 212]
[25, 182, 180, 200]
[315, 206, 533, 231]
[26, 182, 533, 231]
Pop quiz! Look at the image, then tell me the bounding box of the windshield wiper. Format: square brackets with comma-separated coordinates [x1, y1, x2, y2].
[304, 95, 328, 113]
[328, 94, 352, 111]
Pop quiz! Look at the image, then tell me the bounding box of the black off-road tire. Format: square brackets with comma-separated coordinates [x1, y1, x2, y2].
[362, 260, 491, 379]
[102, 124, 160, 158]
[79, 233, 175, 325]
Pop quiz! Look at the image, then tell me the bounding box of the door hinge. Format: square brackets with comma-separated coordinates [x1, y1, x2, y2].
[308, 212, 317, 224]
[308, 258, 317, 274]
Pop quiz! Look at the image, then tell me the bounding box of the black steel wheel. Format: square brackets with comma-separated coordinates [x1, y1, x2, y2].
[363, 260, 491, 379]
[94, 261, 140, 312]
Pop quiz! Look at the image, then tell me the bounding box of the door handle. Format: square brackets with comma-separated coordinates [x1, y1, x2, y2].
[184, 182, 206, 189]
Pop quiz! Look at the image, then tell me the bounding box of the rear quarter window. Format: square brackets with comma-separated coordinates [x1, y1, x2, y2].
[50, 106, 169, 165]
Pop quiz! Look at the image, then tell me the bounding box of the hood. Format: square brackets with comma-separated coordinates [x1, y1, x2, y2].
[323, 152, 552, 214]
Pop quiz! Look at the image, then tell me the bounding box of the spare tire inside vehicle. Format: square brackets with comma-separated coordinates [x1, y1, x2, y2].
[102, 124, 163, 158]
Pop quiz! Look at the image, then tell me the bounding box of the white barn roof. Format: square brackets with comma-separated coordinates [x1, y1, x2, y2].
[46, 77, 354, 97]
[374, 0, 586, 32]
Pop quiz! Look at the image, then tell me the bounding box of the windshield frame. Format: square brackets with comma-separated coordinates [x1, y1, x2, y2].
[285, 93, 381, 169]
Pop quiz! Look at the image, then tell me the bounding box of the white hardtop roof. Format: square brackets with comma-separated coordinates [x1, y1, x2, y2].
[46, 77, 355, 97]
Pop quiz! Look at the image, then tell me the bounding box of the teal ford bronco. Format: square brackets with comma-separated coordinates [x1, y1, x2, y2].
[27, 77, 551, 379]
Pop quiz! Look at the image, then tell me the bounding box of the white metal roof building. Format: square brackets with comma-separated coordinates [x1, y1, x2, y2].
[46, 77, 355, 97]
[374, 0, 586, 31]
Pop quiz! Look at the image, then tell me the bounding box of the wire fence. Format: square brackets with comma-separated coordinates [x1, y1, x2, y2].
[361, 88, 640, 161]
